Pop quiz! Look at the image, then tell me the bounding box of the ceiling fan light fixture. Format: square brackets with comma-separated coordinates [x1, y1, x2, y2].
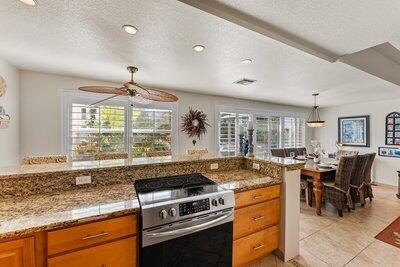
[193, 45, 205, 52]
[307, 93, 325, 128]
[122, 25, 138, 35]
[19, 0, 37, 6]
[241, 59, 252, 64]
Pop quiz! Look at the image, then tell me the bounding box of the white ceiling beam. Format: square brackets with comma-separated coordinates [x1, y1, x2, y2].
[178, 0, 338, 63]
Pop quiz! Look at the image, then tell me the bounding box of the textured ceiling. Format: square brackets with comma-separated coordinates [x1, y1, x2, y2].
[0, 0, 399, 107]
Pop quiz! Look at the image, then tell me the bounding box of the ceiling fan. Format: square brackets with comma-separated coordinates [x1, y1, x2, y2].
[79, 66, 178, 106]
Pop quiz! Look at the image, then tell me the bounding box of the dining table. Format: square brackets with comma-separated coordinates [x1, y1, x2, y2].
[300, 159, 337, 215]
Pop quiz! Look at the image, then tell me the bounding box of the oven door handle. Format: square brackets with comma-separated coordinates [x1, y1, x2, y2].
[145, 213, 231, 238]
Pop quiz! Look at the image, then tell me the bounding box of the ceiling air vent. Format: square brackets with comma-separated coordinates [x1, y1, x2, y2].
[234, 78, 257, 85]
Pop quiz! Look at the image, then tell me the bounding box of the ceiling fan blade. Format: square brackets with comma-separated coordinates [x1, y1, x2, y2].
[79, 86, 128, 95]
[89, 94, 120, 106]
[135, 85, 178, 102]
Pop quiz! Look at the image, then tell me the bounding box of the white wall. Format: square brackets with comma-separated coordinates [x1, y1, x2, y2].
[314, 99, 400, 186]
[19, 70, 311, 159]
[0, 58, 19, 166]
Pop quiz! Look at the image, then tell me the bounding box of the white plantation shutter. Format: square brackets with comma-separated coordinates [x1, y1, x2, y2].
[70, 104, 125, 161]
[283, 117, 296, 148]
[255, 116, 281, 157]
[131, 108, 172, 157]
[296, 118, 306, 147]
[219, 112, 236, 156]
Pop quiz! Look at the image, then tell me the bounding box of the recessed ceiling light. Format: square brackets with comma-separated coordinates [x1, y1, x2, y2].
[19, 0, 37, 6]
[241, 59, 252, 64]
[122, 25, 138, 35]
[193, 45, 205, 52]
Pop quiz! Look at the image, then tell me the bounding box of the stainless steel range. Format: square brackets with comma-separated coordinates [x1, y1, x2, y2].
[134, 173, 234, 267]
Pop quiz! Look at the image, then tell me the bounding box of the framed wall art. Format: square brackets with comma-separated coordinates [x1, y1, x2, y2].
[378, 147, 400, 158]
[385, 112, 400, 145]
[338, 115, 370, 147]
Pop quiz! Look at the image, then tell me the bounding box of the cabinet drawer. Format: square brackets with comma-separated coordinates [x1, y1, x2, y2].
[48, 215, 137, 255]
[233, 225, 279, 267]
[48, 237, 136, 267]
[235, 185, 280, 208]
[234, 198, 280, 239]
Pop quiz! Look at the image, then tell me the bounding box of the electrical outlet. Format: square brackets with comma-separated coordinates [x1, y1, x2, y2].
[76, 175, 91, 185]
[210, 163, 219, 170]
[253, 163, 260, 170]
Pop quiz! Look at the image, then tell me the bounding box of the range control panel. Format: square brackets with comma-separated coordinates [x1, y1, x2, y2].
[179, 198, 210, 216]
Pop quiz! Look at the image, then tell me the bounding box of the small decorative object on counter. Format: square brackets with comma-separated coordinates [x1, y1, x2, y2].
[246, 120, 254, 157]
[0, 106, 10, 129]
[0, 75, 6, 97]
[181, 107, 210, 146]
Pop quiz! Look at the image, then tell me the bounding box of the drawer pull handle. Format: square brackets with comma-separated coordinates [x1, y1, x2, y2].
[253, 215, 265, 221]
[82, 231, 109, 240]
[253, 243, 265, 250]
[253, 195, 264, 199]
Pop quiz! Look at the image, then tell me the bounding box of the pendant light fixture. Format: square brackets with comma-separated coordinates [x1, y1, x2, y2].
[307, 93, 325, 128]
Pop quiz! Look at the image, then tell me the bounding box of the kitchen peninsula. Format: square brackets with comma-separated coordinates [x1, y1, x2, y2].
[0, 155, 304, 267]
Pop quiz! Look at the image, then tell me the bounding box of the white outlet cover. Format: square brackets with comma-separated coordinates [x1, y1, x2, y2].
[76, 175, 91, 185]
[253, 163, 260, 170]
[210, 163, 219, 170]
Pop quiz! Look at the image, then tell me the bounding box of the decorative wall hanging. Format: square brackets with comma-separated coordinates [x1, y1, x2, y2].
[385, 112, 400, 145]
[0, 106, 10, 129]
[181, 108, 210, 145]
[378, 147, 400, 158]
[0, 75, 6, 97]
[338, 115, 370, 147]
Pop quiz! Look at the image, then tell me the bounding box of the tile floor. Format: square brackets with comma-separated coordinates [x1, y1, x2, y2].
[251, 184, 400, 267]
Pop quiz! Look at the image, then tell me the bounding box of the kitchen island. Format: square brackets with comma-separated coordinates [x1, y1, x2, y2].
[0, 155, 304, 266]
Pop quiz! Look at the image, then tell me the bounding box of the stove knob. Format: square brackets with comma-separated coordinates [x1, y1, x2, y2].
[169, 208, 177, 217]
[212, 199, 218, 207]
[159, 209, 168, 219]
[218, 198, 225, 205]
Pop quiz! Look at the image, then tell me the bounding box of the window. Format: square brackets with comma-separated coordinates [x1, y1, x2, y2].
[131, 108, 172, 157]
[217, 108, 306, 157]
[64, 91, 177, 161]
[70, 104, 125, 161]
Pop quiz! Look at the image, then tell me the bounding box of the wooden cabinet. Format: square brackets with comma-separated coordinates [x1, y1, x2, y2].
[233, 185, 280, 266]
[234, 198, 280, 240]
[48, 236, 136, 267]
[48, 214, 137, 255]
[235, 184, 280, 208]
[233, 225, 279, 267]
[0, 238, 35, 267]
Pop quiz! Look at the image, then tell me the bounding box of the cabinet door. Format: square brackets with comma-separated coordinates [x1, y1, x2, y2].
[48, 237, 136, 267]
[0, 238, 35, 267]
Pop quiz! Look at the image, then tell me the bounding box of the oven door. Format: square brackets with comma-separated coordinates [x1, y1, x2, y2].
[140, 210, 233, 267]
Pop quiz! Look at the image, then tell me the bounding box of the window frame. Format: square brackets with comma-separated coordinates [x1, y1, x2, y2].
[215, 105, 307, 156]
[62, 90, 179, 160]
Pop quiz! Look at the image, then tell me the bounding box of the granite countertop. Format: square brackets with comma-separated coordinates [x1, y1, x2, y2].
[0, 169, 281, 239]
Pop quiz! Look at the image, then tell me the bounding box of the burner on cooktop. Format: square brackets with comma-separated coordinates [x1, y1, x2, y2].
[134, 173, 215, 194]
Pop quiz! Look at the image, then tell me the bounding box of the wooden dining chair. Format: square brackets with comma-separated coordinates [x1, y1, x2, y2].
[323, 155, 357, 217]
[284, 148, 298, 158]
[296, 147, 307, 156]
[271, 148, 285, 158]
[21, 155, 68, 165]
[349, 154, 369, 208]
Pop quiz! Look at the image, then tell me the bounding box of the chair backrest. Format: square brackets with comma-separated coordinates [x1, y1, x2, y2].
[21, 155, 68, 165]
[284, 148, 298, 158]
[336, 150, 359, 159]
[363, 153, 376, 184]
[350, 154, 369, 187]
[146, 151, 172, 157]
[93, 152, 128, 160]
[335, 155, 357, 191]
[271, 149, 285, 158]
[296, 147, 307, 156]
[187, 149, 209, 155]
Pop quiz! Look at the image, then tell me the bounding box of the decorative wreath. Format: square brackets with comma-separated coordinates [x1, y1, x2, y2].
[181, 108, 210, 139]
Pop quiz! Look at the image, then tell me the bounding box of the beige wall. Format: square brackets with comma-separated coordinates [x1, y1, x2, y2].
[314, 99, 400, 186]
[19, 70, 311, 159]
[0, 58, 19, 166]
